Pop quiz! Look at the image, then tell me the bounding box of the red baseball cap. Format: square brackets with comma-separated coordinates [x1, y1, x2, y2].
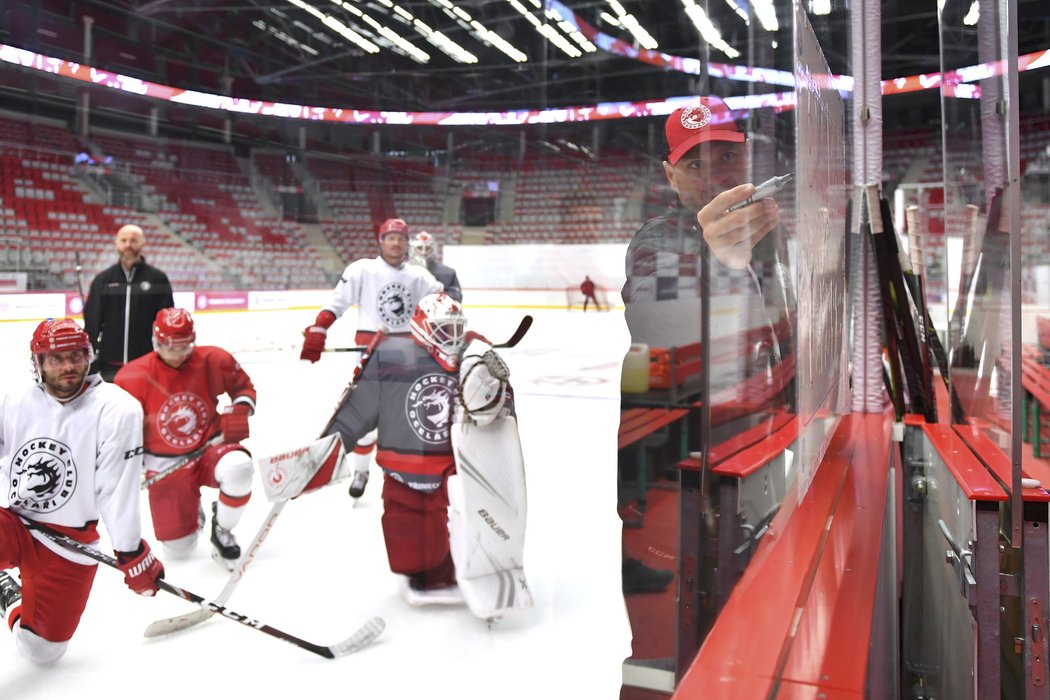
[665, 96, 745, 166]
[377, 218, 409, 242]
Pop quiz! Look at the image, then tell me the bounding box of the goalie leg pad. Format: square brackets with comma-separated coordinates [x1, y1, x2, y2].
[450, 416, 532, 620]
[380, 475, 451, 575]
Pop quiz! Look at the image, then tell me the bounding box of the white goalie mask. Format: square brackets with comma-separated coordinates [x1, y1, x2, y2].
[411, 293, 467, 371]
[411, 231, 437, 260]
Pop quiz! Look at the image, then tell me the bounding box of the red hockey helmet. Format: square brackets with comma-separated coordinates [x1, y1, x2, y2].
[31, 318, 92, 355]
[377, 218, 409, 242]
[411, 293, 467, 371]
[30, 318, 93, 382]
[153, 307, 196, 347]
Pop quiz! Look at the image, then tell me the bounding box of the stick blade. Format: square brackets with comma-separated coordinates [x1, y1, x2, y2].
[143, 608, 215, 638]
[329, 616, 385, 657]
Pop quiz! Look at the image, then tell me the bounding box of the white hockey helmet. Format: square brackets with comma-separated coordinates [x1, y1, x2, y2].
[411, 293, 467, 370]
[411, 231, 436, 260]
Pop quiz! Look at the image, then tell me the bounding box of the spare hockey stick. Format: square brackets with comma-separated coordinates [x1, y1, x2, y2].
[466, 315, 533, 349]
[25, 520, 384, 658]
[140, 436, 222, 490]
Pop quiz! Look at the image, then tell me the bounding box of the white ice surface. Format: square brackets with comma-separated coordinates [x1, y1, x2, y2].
[0, 306, 632, 700]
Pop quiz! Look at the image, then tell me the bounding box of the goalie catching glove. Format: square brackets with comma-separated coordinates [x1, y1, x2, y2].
[300, 310, 336, 363]
[459, 349, 510, 426]
[220, 403, 252, 443]
[116, 540, 165, 596]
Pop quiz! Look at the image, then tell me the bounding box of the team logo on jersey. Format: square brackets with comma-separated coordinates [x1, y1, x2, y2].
[680, 104, 713, 130]
[140, 280, 152, 292]
[158, 392, 210, 449]
[8, 438, 78, 513]
[377, 282, 412, 329]
[405, 373, 458, 444]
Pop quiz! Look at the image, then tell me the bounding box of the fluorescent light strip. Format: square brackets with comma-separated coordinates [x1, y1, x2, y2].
[963, 1, 979, 25]
[605, 0, 658, 50]
[285, 0, 379, 53]
[751, 0, 779, 31]
[506, 0, 580, 58]
[429, 0, 528, 62]
[680, 0, 740, 58]
[253, 19, 321, 56]
[332, 0, 429, 63]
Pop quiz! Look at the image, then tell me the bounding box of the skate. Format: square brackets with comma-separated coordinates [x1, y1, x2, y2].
[399, 575, 465, 607]
[210, 502, 241, 570]
[0, 570, 22, 623]
[348, 470, 368, 499]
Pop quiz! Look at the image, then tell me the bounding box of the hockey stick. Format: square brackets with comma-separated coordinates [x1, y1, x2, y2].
[74, 252, 85, 301]
[466, 315, 533, 349]
[140, 436, 222, 490]
[325, 346, 369, 353]
[144, 499, 288, 637]
[24, 520, 384, 658]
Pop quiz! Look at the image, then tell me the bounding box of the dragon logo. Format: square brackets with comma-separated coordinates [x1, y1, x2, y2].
[405, 373, 458, 444]
[158, 392, 210, 449]
[377, 282, 412, 329]
[8, 438, 78, 513]
[680, 104, 712, 130]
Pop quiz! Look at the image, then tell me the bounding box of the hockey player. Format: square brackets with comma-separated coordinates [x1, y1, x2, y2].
[0, 319, 164, 665]
[410, 231, 462, 302]
[114, 308, 255, 571]
[301, 217, 442, 500]
[323, 293, 530, 618]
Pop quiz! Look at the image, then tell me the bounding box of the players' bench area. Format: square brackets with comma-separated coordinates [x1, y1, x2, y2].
[673, 413, 896, 698]
[1021, 317, 1050, 457]
[618, 407, 689, 525]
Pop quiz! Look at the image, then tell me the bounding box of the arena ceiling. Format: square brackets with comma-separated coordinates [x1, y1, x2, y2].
[2, 0, 1046, 116]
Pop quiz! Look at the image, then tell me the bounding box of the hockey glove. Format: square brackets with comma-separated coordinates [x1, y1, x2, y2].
[116, 540, 165, 596]
[220, 403, 252, 443]
[300, 310, 337, 363]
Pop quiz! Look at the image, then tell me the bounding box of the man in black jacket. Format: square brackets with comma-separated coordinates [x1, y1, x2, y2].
[84, 224, 174, 381]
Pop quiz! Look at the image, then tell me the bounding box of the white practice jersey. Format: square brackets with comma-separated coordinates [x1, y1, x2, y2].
[324, 256, 442, 334]
[0, 375, 146, 564]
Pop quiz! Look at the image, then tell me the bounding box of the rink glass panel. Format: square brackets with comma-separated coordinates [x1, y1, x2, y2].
[940, 2, 1021, 459]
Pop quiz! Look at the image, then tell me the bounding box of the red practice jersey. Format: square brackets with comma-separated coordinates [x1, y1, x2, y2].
[114, 346, 257, 458]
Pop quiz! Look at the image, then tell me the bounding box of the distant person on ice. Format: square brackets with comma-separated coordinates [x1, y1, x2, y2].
[580, 275, 601, 311]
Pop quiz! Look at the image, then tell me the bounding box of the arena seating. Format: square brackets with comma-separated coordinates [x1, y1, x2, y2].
[1, 109, 1048, 293]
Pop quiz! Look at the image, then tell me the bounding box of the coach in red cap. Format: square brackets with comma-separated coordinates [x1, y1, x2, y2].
[616, 96, 794, 601]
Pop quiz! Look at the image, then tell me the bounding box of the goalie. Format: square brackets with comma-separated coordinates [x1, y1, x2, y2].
[323, 293, 531, 620]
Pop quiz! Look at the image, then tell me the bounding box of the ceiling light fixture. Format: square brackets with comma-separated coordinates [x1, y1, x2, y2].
[680, 0, 741, 58]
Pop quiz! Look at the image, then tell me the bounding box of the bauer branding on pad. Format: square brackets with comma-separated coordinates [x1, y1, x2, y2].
[258, 434, 348, 501]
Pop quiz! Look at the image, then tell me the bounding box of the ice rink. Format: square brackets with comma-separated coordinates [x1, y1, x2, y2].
[0, 304, 633, 699]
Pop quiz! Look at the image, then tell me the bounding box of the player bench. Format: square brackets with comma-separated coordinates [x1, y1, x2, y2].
[618, 407, 689, 526]
[673, 413, 895, 698]
[1021, 346, 1050, 457]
